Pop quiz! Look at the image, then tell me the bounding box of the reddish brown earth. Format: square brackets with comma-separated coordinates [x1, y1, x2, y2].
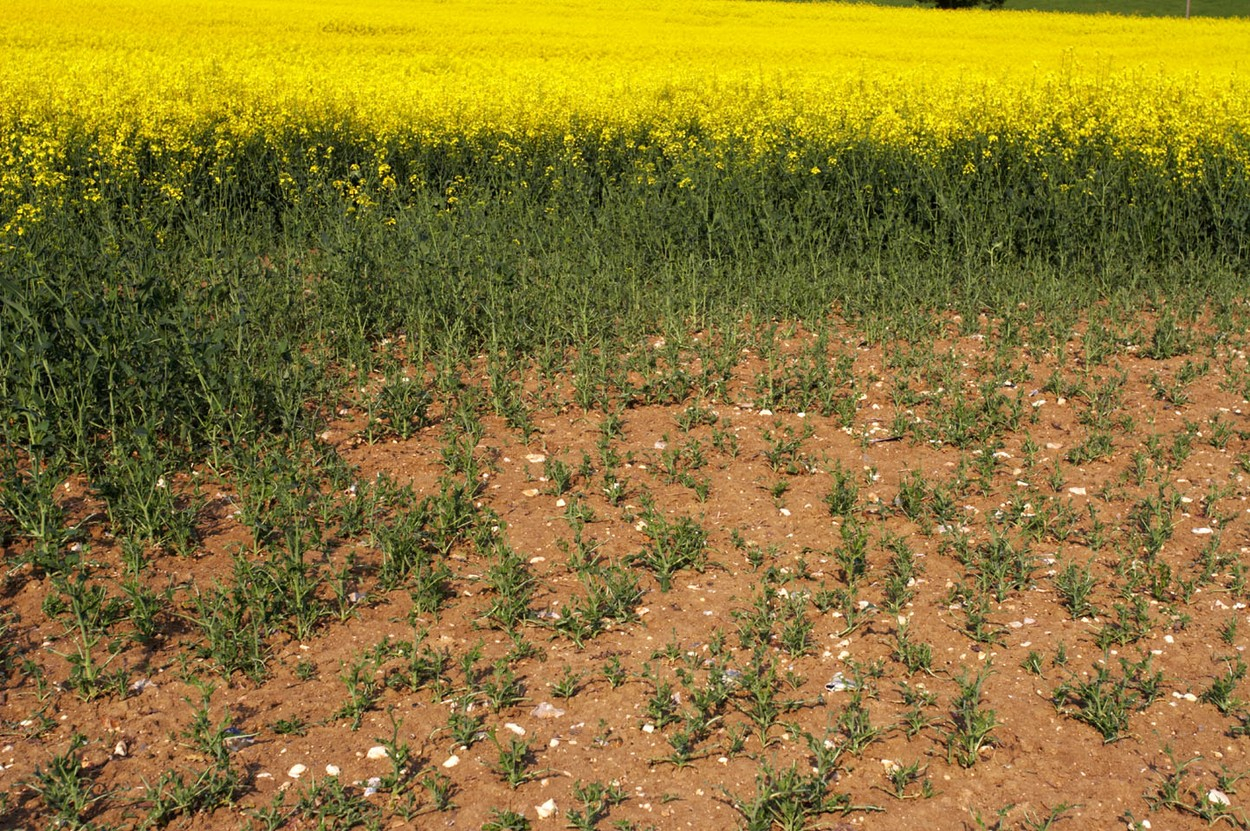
[3, 316, 1250, 830]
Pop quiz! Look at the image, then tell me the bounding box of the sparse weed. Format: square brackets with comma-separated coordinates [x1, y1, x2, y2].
[27, 733, 107, 829]
[945, 665, 999, 767]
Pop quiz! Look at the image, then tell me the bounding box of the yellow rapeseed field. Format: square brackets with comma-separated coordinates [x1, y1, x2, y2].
[1, 0, 1247, 235]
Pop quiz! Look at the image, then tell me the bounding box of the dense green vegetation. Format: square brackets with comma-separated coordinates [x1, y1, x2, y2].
[2, 129, 1247, 476]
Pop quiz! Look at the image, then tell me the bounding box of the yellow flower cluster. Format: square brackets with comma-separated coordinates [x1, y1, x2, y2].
[1, 0, 1247, 233]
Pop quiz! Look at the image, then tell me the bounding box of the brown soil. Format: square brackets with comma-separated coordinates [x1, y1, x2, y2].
[4, 318, 1250, 831]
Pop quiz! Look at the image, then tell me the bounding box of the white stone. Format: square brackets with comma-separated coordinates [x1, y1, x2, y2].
[443, 754, 460, 768]
[536, 798, 558, 819]
[287, 764, 307, 779]
[325, 764, 340, 776]
[531, 701, 565, 719]
[366, 746, 389, 760]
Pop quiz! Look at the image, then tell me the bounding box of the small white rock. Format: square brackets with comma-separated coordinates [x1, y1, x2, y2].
[1068, 487, 1087, 497]
[526, 454, 546, 464]
[531, 701, 565, 719]
[366, 746, 389, 760]
[642, 724, 655, 734]
[325, 764, 341, 776]
[443, 754, 460, 769]
[505, 723, 526, 735]
[1193, 527, 1214, 535]
[287, 764, 307, 779]
[1209, 789, 1232, 806]
[536, 798, 558, 819]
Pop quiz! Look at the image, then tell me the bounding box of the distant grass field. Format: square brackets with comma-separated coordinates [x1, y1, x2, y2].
[838, 0, 1245, 17]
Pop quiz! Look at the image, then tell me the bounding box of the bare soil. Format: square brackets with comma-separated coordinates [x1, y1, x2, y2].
[4, 318, 1250, 831]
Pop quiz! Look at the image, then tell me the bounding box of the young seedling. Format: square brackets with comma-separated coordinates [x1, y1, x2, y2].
[824, 460, 860, 517]
[1221, 616, 1239, 647]
[481, 808, 531, 831]
[1146, 745, 1242, 826]
[602, 655, 627, 689]
[443, 695, 487, 749]
[641, 666, 681, 729]
[836, 696, 883, 756]
[421, 772, 456, 811]
[1054, 558, 1099, 619]
[777, 594, 814, 657]
[945, 665, 999, 767]
[893, 620, 934, 676]
[336, 654, 380, 730]
[480, 660, 526, 713]
[898, 681, 939, 739]
[1052, 654, 1162, 743]
[550, 666, 584, 700]
[628, 509, 708, 592]
[1021, 651, 1045, 677]
[47, 573, 128, 701]
[1019, 801, 1079, 830]
[26, 733, 108, 828]
[290, 775, 380, 831]
[542, 457, 574, 496]
[1200, 656, 1247, 715]
[491, 733, 539, 788]
[879, 759, 933, 800]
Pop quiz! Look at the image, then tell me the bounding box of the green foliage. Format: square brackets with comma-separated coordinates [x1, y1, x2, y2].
[916, 0, 1005, 7]
[629, 507, 708, 591]
[1052, 654, 1163, 742]
[27, 733, 107, 829]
